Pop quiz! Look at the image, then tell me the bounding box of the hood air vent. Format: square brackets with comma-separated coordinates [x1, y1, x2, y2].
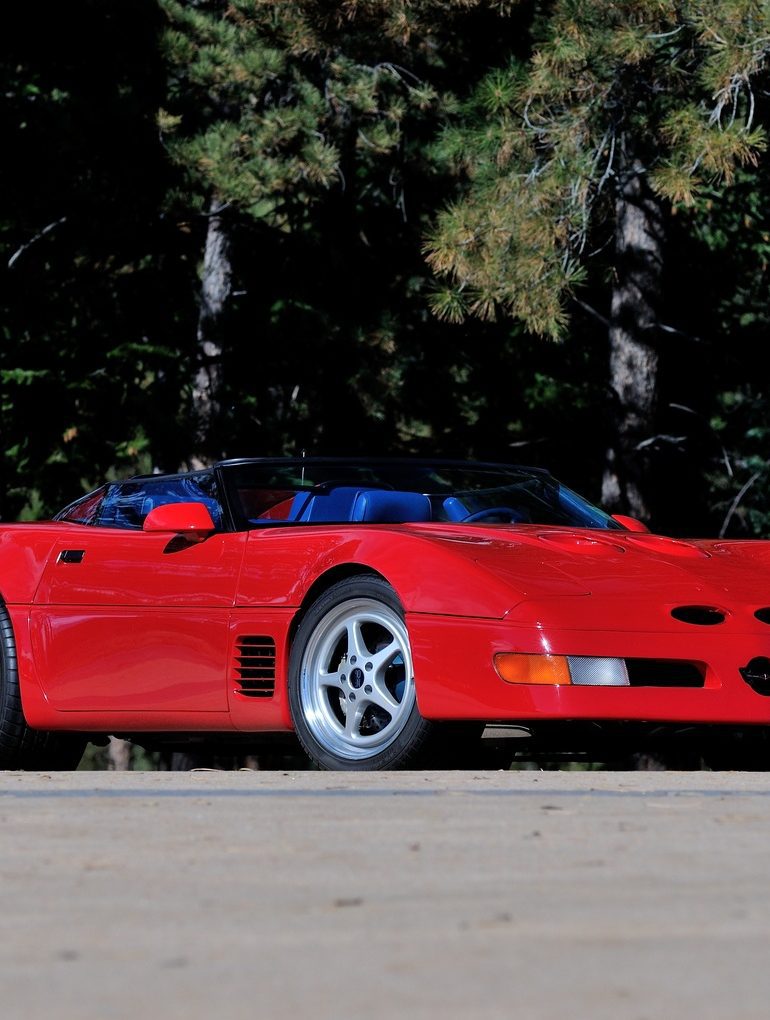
[233, 636, 276, 697]
[740, 657, 770, 696]
[670, 605, 725, 626]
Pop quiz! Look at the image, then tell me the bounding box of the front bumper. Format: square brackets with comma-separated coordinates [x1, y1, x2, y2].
[409, 611, 770, 725]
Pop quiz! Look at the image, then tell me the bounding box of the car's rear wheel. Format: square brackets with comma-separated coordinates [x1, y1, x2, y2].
[0, 603, 86, 770]
[288, 577, 437, 770]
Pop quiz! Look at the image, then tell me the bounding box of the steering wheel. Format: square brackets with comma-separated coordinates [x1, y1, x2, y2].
[461, 506, 518, 523]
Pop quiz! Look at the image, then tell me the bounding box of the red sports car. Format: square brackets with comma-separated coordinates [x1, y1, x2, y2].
[2, 456, 770, 771]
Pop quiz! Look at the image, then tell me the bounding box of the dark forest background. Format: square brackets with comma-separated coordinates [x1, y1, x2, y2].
[4, 0, 770, 540]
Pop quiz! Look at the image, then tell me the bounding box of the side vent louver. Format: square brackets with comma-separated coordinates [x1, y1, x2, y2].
[233, 636, 276, 698]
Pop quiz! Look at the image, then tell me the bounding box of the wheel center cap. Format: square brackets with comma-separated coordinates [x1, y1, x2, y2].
[350, 667, 365, 689]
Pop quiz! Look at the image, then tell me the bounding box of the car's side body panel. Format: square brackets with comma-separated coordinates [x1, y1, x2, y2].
[33, 529, 245, 608]
[227, 608, 295, 731]
[5, 526, 248, 728]
[29, 606, 233, 715]
[0, 524, 62, 603]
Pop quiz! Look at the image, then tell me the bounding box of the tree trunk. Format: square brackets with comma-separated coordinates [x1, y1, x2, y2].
[188, 195, 232, 469]
[601, 155, 665, 522]
[107, 736, 132, 770]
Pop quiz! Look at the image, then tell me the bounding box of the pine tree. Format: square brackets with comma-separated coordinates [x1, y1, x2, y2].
[426, 0, 770, 519]
[159, 0, 442, 462]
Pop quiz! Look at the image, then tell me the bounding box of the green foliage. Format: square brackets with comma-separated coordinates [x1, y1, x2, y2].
[425, 0, 770, 338]
[152, 0, 547, 467]
[158, 0, 441, 226]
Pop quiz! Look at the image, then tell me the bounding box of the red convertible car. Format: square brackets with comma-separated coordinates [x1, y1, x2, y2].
[2, 455, 770, 771]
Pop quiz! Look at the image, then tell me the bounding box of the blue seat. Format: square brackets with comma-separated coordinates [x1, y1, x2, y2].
[443, 496, 470, 521]
[288, 487, 364, 522]
[287, 488, 433, 523]
[352, 490, 432, 523]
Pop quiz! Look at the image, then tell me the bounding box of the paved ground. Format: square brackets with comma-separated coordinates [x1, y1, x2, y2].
[2, 768, 770, 1019]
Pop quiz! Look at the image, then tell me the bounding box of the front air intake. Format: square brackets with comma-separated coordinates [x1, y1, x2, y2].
[670, 605, 725, 626]
[625, 659, 704, 688]
[233, 636, 276, 697]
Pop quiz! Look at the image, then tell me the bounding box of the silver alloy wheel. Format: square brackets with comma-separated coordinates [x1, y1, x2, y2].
[298, 596, 416, 761]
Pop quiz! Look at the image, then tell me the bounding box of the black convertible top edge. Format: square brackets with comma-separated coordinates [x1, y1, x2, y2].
[126, 456, 552, 484]
[212, 455, 551, 474]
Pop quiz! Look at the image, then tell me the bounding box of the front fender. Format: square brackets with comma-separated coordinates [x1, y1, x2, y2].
[237, 526, 573, 619]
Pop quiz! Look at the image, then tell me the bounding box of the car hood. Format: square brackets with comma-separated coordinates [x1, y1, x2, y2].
[413, 524, 770, 607]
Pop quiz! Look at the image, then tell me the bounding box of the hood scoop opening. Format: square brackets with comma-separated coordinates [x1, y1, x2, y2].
[536, 532, 623, 555]
[671, 605, 726, 626]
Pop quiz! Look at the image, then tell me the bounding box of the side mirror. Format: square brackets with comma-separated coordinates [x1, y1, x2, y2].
[143, 502, 217, 540]
[611, 514, 650, 533]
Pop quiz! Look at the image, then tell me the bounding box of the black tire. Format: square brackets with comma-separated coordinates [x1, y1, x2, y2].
[0, 603, 86, 770]
[288, 576, 438, 770]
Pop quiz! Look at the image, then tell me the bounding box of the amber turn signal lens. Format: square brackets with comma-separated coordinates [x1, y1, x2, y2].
[494, 653, 571, 685]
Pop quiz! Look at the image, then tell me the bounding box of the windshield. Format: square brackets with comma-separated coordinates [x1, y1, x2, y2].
[220, 459, 622, 530]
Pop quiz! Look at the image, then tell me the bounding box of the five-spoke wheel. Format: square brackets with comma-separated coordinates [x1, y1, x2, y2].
[288, 576, 435, 770]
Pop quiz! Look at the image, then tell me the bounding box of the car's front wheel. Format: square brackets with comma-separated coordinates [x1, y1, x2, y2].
[288, 576, 437, 770]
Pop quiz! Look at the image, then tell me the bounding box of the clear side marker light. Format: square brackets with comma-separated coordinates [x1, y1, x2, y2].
[567, 656, 629, 686]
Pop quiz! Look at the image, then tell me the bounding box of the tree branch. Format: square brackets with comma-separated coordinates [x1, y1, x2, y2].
[7, 216, 67, 269]
[720, 470, 761, 537]
[574, 298, 610, 328]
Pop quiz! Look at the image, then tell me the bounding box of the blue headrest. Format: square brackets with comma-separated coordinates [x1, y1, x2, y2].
[352, 490, 432, 523]
[288, 487, 363, 522]
[286, 491, 313, 520]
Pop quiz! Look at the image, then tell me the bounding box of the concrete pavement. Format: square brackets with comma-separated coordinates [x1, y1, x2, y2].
[2, 768, 769, 1019]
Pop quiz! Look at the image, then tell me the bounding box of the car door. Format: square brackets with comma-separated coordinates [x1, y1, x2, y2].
[31, 507, 246, 715]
